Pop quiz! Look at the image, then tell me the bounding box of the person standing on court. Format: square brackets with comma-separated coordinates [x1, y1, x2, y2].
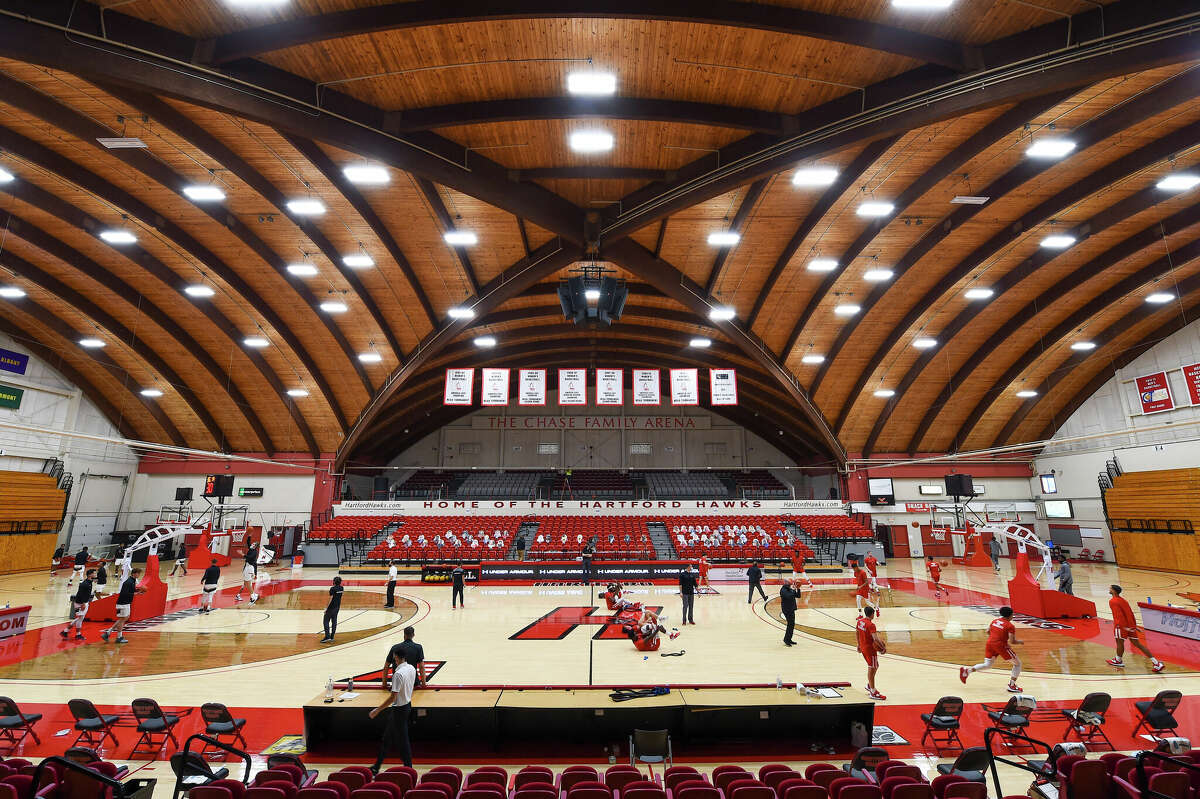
[581, 539, 595, 586]
[320, 576, 343, 643]
[170, 542, 188, 576]
[385, 626, 426, 688]
[451, 563, 465, 609]
[369, 648, 416, 772]
[780, 578, 798, 647]
[199, 558, 220, 613]
[747, 562, 767, 603]
[384, 560, 397, 608]
[67, 545, 89, 586]
[1053, 556, 1074, 595]
[678, 563, 697, 625]
[236, 539, 260, 604]
[61, 568, 95, 640]
[102, 567, 145, 644]
[989, 536, 1003, 573]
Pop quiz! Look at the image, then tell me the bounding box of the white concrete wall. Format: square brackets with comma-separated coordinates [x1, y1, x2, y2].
[123, 472, 316, 531]
[0, 332, 137, 549]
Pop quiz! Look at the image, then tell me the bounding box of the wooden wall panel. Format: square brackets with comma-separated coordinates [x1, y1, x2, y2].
[0, 533, 58, 574]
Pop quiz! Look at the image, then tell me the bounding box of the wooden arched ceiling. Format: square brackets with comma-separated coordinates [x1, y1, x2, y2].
[0, 0, 1197, 468]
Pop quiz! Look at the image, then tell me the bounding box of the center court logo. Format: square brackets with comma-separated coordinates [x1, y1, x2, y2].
[509, 606, 663, 640]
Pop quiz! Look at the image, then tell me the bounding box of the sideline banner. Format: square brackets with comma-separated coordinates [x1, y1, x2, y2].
[518, 369, 546, 406]
[480, 368, 510, 406]
[709, 369, 737, 405]
[558, 368, 586, 405]
[444, 368, 473, 405]
[1135, 371, 1174, 414]
[633, 369, 660, 405]
[596, 368, 623, 405]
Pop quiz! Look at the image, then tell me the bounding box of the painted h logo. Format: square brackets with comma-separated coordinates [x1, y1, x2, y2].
[510, 606, 663, 640]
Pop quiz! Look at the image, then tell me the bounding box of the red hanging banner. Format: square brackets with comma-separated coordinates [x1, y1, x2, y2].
[1183, 362, 1200, 406]
[1135, 371, 1174, 414]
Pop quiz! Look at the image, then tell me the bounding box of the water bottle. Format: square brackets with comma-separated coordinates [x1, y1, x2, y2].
[776, 675, 783, 690]
[324, 676, 334, 703]
[348, 676, 354, 692]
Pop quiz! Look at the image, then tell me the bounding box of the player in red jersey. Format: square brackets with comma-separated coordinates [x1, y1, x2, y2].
[791, 547, 814, 587]
[926, 555, 945, 598]
[959, 605, 1023, 692]
[697, 556, 710, 588]
[856, 606, 887, 700]
[853, 562, 878, 616]
[1107, 584, 1164, 672]
[864, 552, 879, 586]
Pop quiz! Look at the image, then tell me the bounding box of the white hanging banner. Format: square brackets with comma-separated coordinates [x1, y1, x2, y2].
[633, 369, 661, 406]
[518, 369, 546, 406]
[480, 368, 510, 406]
[444, 368, 474, 405]
[670, 368, 700, 405]
[596, 368, 623, 406]
[559, 368, 587, 405]
[709, 368, 738, 405]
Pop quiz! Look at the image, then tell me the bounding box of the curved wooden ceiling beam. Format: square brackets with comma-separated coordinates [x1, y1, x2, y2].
[0, 248, 234, 450]
[0, 316, 141, 442]
[599, 1, 1200, 241]
[417, 178, 480, 295]
[780, 94, 1069, 355]
[604, 238, 844, 462]
[477, 304, 710, 330]
[959, 231, 1200, 448]
[0, 182, 319, 455]
[0, 208, 288, 455]
[706, 178, 768, 297]
[282, 134, 439, 329]
[860, 117, 1200, 454]
[336, 240, 585, 467]
[200, 0, 974, 70]
[816, 71, 1200, 431]
[96, 83, 402, 369]
[0, 302, 186, 446]
[764, 135, 898, 339]
[0, 122, 356, 429]
[905, 190, 1200, 454]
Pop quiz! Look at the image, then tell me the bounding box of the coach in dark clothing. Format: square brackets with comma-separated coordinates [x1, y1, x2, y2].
[320, 576, 343, 643]
[385, 625, 426, 687]
[581, 541, 595, 585]
[747, 562, 768, 603]
[678, 564, 698, 624]
[780, 579, 799, 647]
[451, 564, 465, 608]
[516, 536, 526, 561]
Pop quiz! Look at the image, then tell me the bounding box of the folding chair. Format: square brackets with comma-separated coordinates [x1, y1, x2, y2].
[67, 699, 120, 749]
[0, 698, 41, 749]
[129, 698, 180, 757]
[935, 748, 991, 783]
[1061, 691, 1113, 749]
[200, 703, 248, 756]
[920, 696, 964, 752]
[842, 747, 889, 781]
[1133, 690, 1183, 741]
[986, 695, 1036, 748]
[629, 729, 672, 773]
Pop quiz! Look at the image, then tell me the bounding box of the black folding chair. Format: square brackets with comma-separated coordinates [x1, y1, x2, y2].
[987, 694, 1037, 750]
[920, 696, 964, 752]
[130, 698, 180, 758]
[1061, 691, 1113, 749]
[0, 696, 42, 749]
[936, 746, 991, 783]
[1133, 690, 1182, 741]
[199, 703, 247, 757]
[68, 698, 120, 749]
[629, 729, 673, 773]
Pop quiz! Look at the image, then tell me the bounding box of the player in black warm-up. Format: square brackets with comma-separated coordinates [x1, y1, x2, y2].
[780, 578, 799, 647]
[62, 568, 95, 641]
[747, 562, 768, 603]
[451, 564, 465, 608]
[199, 558, 221, 613]
[236, 540, 260, 604]
[320, 576, 343, 643]
[102, 567, 146, 643]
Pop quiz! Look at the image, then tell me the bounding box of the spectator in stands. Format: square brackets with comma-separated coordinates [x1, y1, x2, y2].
[1053, 556, 1074, 595]
[67, 545, 89, 586]
[451, 563, 465, 609]
[385, 560, 397, 608]
[747, 562, 767, 603]
[678, 564, 697, 625]
[780, 578, 798, 647]
[369, 647, 415, 771]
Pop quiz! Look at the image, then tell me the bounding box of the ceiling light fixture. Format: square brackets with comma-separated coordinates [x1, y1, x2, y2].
[585, 288, 602, 301]
[358, 352, 383, 363]
[1156, 173, 1200, 191]
[913, 337, 939, 349]
[140, 388, 164, 397]
[873, 389, 896, 398]
[342, 164, 390, 185]
[834, 304, 861, 316]
[183, 185, 226, 202]
[892, 0, 954, 8]
[569, 130, 615, 153]
[474, 336, 497, 348]
[0, 168, 14, 184]
[447, 307, 475, 320]
[444, 231, 478, 246]
[1146, 292, 1175, 304]
[965, 287, 994, 300]
[792, 167, 839, 187]
[1016, 389, 1038, 398]
[286, 388, 310, 397]
[863, 269, 894, 282]
[689, 337, 712, 348]
[243, 336, 269, 348]
[807, 259, 838, 272]
[342, 253, 374, 268]
[708, 306, 736, 321]
[96, 137, 147, 149]
[319, 300, 348, 313]
[951, 195, 990, 205]
[286, 263, 318, 277]
[78, 338, 105, 348]
[286, 198, 326, 216]
[0, 286, 25, 299]
[99, 229, 137, 244]
[856, 201, 895, 217]
[1026, 138, 1076, 159]
[1040, 234, 1076, 249]
[184, 284, 215, 298]
[567, 71, 617, 96]
[1070, 341, 1096, 351]
[707, 231, 741, 247]
[801, 354, 825, 364]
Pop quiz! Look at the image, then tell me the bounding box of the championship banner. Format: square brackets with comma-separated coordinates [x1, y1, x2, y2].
[1183, 362, 1200, 406]
[596, 368, 623, 405]
[1135, 371, 1174, 414]
[443, 368, 474, 405]
[0, 347, 28, 376]
[670, 368, 699, 405]
[480, 368, 510, 406]
[558, 368, 586, 405]
[632, 369, 660, 406]
[709, 368, 738, 405]
[518, 369, 546, 406]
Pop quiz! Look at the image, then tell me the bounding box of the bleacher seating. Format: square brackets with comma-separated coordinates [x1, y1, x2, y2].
[794, 514, 872, 539]
[643, 472, 731, 499]
[308, 516, 401, 542]
[392, 471, 461, 498]
[0, 470, 66, 532]
[529, 517, 654, 559]
[551, 471, 634, 500]
[456, 472, 542, 499]
[368, 516, 522, 561]
[725, 471, 791, 499]
[666, 516, 807, 561]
